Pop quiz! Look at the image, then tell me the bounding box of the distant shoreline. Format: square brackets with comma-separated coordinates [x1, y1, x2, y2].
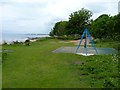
[1, 33, 50, 45]
[25, 34, 49, 35]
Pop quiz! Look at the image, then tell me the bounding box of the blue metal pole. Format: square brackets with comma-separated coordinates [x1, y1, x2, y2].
[76, 30, 86, 53]
[87, 29, 98, 54]
[86, 29, 88, 56]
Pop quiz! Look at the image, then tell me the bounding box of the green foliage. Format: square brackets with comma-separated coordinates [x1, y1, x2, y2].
[13, 41, 24, 45]
[78, 55, 119, 88]
[93, 38, 101, 44]
[66, 8, 92, 35]
[50, 9, 120, 41]
[50, 21, 68, 36]
[90, 13, 120, 40]
[90, 14, 111, 39]
[50, 8, 93, 36]
[112, 13, 120, 41]
[56, 34, 81, 40]
[25, 40, 30, 46]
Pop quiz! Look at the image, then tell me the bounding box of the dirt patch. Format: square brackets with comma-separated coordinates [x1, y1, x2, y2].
[59, 39, 90, 45]
[70, 39, 91, 45]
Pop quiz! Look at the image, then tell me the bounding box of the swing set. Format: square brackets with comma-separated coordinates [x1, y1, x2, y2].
[76, 27, 98, 56]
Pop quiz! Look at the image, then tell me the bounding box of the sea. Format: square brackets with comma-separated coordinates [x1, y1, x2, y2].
[1, 33, 49, 44]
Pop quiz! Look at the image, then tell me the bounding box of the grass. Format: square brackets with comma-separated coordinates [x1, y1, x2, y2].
[0, 45, 2, 89]
[2, 38, 119, 88]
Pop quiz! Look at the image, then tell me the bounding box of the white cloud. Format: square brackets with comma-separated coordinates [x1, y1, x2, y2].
[1, 0, 120, 34]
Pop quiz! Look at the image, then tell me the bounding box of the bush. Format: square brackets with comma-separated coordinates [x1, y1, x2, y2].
[12, 41, 23, 45]
[93, 38, 101, 43]
[77, 55, 119, 88]
[57, 36, 68, 40]
[55, 34, 81, 40]
[25, 40, 30, 46]
[2, 41, 8, 45]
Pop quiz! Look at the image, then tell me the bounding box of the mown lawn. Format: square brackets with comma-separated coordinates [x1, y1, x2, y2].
[0, 45, 2, 89]
[2, 38, 119, 88]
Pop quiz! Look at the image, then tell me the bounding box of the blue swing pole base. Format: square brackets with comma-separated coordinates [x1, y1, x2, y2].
[76, 53, 94, 56]
[76, 27, 98, 56]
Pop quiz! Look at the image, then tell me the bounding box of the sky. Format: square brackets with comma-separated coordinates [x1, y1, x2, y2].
[0, 0, 120, 34]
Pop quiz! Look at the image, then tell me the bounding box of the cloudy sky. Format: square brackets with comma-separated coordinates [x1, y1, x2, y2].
[0, 0, 119, 34]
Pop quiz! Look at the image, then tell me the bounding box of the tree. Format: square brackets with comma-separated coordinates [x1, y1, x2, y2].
[112, 13, 120, 40]
[50, 9, 120, 41]
[50, 21, 68, 36]
[90, 14, 111, 39]
[90, 14, 120, 40]
[66, 8, 93, 35]
[49, 29, 54, 36]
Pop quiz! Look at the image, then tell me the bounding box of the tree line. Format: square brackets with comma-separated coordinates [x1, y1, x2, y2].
[49, 8, 120, 41]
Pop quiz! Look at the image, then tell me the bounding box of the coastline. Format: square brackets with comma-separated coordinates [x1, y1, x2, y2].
[1, 33, 50, 45]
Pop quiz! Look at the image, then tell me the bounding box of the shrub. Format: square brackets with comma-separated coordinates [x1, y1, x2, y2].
[25, 40, 30, 46]
[93, 38, 101, 43]
[56, 35, 81, 40]
[2, 41, 8, 45]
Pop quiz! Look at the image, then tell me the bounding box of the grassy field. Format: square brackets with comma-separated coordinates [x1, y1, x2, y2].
[2, 38, 119, 88]
[0, 45, 2, 89]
